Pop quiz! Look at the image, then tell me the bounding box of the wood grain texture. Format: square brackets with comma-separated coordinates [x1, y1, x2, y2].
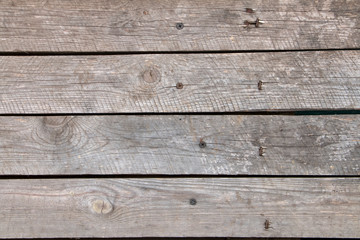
[0, 115, 359, 175]
[1, 51, 359, 113]
[0, 0, 359, 52]
[0, 178, 359, 238]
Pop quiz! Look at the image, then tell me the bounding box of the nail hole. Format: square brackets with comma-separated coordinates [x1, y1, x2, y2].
[176, 23, 184, 30]
[199, 140, 206, 148]
[189, 198, 197, 205]
[258, 81, 263, 90]
[176, 82, 184, 89]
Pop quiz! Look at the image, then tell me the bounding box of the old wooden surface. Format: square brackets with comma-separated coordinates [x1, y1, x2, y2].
[0, 178, 359, 238]
[0, 0, 359, 238]
[1, 50, 359, 114]
[0, 115, 358, 176]
[0, 0, 359, 52]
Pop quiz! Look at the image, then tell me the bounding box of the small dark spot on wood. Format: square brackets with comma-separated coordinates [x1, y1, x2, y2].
[176, 23, 184, 30]
[259, 146, 265, 156]
[143, 10, 149, 15]
[190, 198, 197, 205]
[258, 81, 263, 90]
[199, 139, 206, 148]
[264, 219, 271, 230]
[176, 82, 184, 89]
[245, 8, 255, 13]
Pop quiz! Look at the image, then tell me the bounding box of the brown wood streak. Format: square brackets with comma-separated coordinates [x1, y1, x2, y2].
[0, 178, 359, 238]
[0, 51, 359, 113]
[0, 0, 359, 52]
[0, 115, 358, 175]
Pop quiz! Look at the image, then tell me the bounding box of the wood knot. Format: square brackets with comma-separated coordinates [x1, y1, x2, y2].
[143, 68, 161, 83]
[91, 198, 113, 215]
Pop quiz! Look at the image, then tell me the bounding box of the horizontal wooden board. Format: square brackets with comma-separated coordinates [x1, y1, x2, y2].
[1, 51, 359, 113]
[0, 115, 359, 175]
[0, 178, 359, 238]
[0, 0, 359, 52]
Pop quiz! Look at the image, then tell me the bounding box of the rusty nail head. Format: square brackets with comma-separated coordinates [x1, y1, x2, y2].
[259, 146, 265, 156]
[176, 82, 184, 89]
[245, 8, 255, 13]
[255, 18, 261, 27]
[264, 219, 271, 230]
[176, 23, 184, 30]
[190, 198, 197, 205]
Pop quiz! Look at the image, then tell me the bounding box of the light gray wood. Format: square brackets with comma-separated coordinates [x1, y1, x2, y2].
[0, 115, 358, 175]
[1, 51, 359, 113]
[0, 0, 359, 52]
[0, 178, 359, 238]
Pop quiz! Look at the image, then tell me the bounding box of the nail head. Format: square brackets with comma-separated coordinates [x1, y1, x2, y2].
[176, 23, 184, 30]
[199, 140, 206, 148]
[190, 198, 197, 205]
[259, 146, 265, 156]
[176, 82, 184, 89]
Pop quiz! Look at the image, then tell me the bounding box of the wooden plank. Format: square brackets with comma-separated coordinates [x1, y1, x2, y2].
[0, 178, 359, 238]
[1, 51, 359, 114]
[0, 0, 359, 52]
[0, 115, 358, 175]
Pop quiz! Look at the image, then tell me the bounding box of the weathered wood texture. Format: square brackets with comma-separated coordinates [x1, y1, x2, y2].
[0, 115, 359, 175]
[0, 0, 359, 52]
[0, 178, 359, 238]
[1, 51, 359, 114]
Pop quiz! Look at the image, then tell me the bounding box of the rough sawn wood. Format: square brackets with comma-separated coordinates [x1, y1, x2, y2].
[0, 0, 359, 52]
[0, 115, 358, 175]
[0, 178, 359, 238]
[0, 51, 359, 114]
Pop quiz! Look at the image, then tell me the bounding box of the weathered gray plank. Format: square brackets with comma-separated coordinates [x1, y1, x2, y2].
[1, 51, 359, 113]
[0, 115, 358, 175]
[0, 178, 359, 238]
[0, 0, 359, 52]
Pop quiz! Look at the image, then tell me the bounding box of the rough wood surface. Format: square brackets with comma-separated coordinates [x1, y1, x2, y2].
[0, 115, 358, 175]
[0, 0, 359, 52]
[0, 178, 359, 238]
[1, 51, 359, 113]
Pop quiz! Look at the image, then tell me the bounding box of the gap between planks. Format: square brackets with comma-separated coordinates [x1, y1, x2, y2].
[1, 48, 360, 56]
